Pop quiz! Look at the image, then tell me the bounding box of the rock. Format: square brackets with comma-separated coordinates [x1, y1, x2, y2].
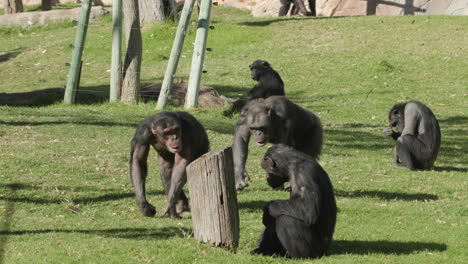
[316, 0, 468, 16]
[140, 82, 234, 109]
[0, 6, 109, 27]
[251, 0, 282, 17]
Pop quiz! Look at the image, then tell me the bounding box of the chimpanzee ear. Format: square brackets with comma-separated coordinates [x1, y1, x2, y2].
[262, 61, 270, 68]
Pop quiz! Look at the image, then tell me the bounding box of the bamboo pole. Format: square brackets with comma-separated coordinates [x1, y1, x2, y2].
[184, 0, 212, 109]
[64, 0, 92, 104]
[156, 0, 196, 109]
[110, 0, 123, 102]
[186, 147, 239, 248]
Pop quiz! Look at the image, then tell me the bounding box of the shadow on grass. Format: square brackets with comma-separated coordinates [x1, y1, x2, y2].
[335, 189, 438, 201]
[331, 239, 447, 255]
[238, 16, 342, 27]
[0, 120, 135, 128]
[0, 48, 23, 63]
[0, 86, 108, 107]
[0, 183, 164, 205]
[0, 227, 191, 241]
[326, 127, 388, 151]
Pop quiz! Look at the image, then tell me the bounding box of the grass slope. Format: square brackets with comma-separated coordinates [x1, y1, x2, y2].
[0, 6, 467, 264]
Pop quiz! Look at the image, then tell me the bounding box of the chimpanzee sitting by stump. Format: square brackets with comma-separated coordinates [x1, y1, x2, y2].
[252, 144, 337, 259]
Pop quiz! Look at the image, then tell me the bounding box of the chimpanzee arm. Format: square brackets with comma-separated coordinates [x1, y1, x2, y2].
[162, 153, 189, 219]
[232, 122, 251, 190]
[401, 103, 419, 136]
[268, 181, 320, 226]
[130, 142, 156, 217]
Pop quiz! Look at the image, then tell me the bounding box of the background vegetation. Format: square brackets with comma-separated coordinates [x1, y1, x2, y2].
[0, 6, 466, 264]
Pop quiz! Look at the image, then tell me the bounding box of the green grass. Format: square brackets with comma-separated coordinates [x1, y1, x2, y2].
[1, 6, 467, 264]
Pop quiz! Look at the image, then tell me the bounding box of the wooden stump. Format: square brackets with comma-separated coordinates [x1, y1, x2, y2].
[186, 147, 239, 248]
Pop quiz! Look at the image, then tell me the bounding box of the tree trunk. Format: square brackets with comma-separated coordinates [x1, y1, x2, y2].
[41, 0, 52, 11]
[139, 0, 165, 24]
[121, 0, 142, 104]
[186, 147, 240, 248]
[3, 0, 24, 14]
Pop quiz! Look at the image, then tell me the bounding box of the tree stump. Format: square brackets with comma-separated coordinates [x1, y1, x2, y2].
[186, 147, 239, 248]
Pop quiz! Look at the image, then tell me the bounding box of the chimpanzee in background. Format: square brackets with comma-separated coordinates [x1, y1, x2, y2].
[280, 0, 316, 16]
[130, 112, 209, 219]
[226, 60, 285, 116]
[252, 144, 337, 259]
[383, 101, 441, 170]
[233, 96, 322, 190]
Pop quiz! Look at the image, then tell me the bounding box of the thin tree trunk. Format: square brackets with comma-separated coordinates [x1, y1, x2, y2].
[122, 0, 142, 104]
[41, 0, 52, 11]
[3, 0, 24, 14]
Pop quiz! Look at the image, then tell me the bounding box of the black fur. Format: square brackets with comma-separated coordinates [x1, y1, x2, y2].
[383, 101, 441, 170]
[232, 96, 322, 190]
[252, 144, 337, 259]
[226, 60, 284, 116]
[130, 112, 209, 218]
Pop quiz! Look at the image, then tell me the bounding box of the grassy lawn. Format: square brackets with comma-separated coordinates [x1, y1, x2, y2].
[0, 6, 467, 264]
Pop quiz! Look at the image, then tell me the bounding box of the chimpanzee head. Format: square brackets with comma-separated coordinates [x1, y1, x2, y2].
[242, 100, 277, 147]
[261, 145, 289, 189]
[388, 103, 407, 133]
[151, 115, 182, 154]
[249, 60, 271, 81]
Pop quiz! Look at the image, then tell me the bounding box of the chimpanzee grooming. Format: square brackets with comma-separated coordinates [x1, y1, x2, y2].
[227, 60, 285, 115]
[252, 144, 337, 259]
[383, 101, 441, 170]
[130, 112, 209, 219]
[233, 96, 322, 190]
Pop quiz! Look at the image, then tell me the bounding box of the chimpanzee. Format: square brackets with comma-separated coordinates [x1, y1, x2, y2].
[130, 111, 209, 219]
[383, 101, 441, 170]
[233, 96, 322, 190]
[226, 60, 285, 116]
[252, 144, 337, 259]
[280, 0, 316, 16]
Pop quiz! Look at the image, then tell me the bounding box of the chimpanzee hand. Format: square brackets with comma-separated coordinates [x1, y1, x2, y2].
[383, 126, 394, 137]
[140, 202, 156, 217]
[235, 170, 250, 190]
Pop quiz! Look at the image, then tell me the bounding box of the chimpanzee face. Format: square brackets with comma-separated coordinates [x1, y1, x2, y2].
[249, 60, 270, 81]
[152, 122, 182, 154]
[251, 127, 267, 146]
[388, 103, 406, 133]
[162, 126, 182, 153]
[245, 104, 273, 147]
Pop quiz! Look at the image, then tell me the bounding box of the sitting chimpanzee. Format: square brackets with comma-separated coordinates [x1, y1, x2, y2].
[252, 144, 337, 259]
[226, 60, 285, 116]
[130, 112, 209, 219]
[233, 96, 322, 190]
[383, 101, 441, 170]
